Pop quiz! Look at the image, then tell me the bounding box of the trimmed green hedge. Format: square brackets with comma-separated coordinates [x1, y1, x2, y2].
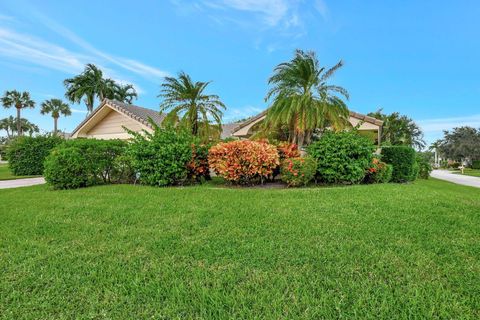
[44, 139, 129, 189]
[7, 135, 63, 176]
[308, 131, 375, 184]
[381, 146, 417, 182]
[472, 160, 480, 169]
[128, 126, 196, 186]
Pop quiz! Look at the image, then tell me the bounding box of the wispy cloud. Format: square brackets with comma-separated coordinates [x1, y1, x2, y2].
[224, 105, 263, 121]
[418, 114, 480, 133]
[71, 108, 88, 114]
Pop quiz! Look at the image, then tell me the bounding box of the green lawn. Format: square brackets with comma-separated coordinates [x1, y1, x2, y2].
[0, 163, 39, 180]
[452, 168, 480, 177]
[0, 180, 479, 319]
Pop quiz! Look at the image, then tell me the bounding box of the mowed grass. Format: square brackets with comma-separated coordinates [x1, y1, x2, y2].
[0, 179, 479, 319]
[453, 168, 480, 177]
[0, 164, 39, 180]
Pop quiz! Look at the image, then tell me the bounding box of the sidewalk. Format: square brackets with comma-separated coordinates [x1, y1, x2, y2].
[0, 177, 46, 189]
[430, 170, 480, 188]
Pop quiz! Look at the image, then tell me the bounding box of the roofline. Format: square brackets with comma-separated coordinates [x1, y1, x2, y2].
[70, 99, 155, 137]
[230, 109, 383, 133]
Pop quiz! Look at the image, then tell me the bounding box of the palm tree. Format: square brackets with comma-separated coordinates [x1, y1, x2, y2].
[1, 90, 35, 136]
[40, 99, 72, 135]
[19, 119, 39, 137]
[114, 83, 138, 104]
[158, 72, 225, 139]
[0, 116, 16, 138]
[64, 64, 118, 114]
[264, 50, 350, 147]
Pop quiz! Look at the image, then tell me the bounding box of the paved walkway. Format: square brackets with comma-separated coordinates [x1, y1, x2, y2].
[0, 177, 46, 189]
[430, 170, 480, 188]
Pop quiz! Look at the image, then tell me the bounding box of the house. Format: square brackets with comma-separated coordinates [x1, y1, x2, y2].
[71, 99, 383, 144]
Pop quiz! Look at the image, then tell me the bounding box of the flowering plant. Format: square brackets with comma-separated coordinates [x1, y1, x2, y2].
[280, 156, 317, 187]
[208, 140, 280, 184]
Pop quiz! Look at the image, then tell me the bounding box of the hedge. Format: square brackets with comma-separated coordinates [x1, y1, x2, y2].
[472, 160, 480, 169]
[7, 135, 63, 176]
[44, 139, 128, 189]
[281, 157, 317, 187]
[381, 146, 417, 182]
[128, 126, 198, 186]
[308, 131, 375, 184]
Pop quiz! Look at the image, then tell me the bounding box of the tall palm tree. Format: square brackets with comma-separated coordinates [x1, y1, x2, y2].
[40, 99, 72, 135]
[114, 83, 138, 104]
[158, 72, 225, 139]
[64, 64, 118, 114]
[264, 50, 350, 147]
[1, 90, 36, 136]
[0, 116, 16, 139]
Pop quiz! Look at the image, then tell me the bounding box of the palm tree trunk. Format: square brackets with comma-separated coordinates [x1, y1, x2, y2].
[54, 117, 58, 135]
[16, 107, 21, 136]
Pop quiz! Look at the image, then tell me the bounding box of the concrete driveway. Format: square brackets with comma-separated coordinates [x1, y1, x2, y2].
[0, 177, 46, 189]
[430, 170, 480, 188]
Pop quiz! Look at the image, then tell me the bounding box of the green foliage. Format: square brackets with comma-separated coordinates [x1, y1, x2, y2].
[368, 110, 426, 149]
[187, 143, 211, 183]
[44, 147, 89, 189]
[416, 153, 433, 179]
[280, 157, 317, 187]
[159, 71, 225, 141]
[308, 131, 375, 184]
[381, 146, 417, 182]
[264, 50, 350, 146]
[128, 126, 194, 186]
[471, 160, 480, 169]
[7, 135, 63, 175]
[44, 139, 128, 189]
[364, 158, 393, 184]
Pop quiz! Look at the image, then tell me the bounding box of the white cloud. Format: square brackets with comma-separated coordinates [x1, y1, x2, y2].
[0, 28, 87, 74]
[418, 114, 480, 133]
[224, 105, 263, 121]
[314, 0, 329, 20]
[71, 108, 88, 114]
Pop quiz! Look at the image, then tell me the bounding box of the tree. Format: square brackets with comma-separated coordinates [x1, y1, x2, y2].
[0, 116, 16, 138]
[64, 64, 139, 113]
[1, 90, 35, 136]
[114, 83, 138, 104]
[20, 119, 40, 136]
[437, 126, 480, 162]
[40, 99, 72, 135]
[367, 110, 425, 150]
[264, 50, 350, 147]
[158, 71, 225, 141]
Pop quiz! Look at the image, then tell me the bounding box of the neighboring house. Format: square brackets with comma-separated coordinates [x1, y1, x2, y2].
[71, 99, 383, 143]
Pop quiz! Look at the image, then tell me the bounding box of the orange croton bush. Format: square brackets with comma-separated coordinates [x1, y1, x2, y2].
[208, 140, 280, 184]
[277, 142, 300, 160]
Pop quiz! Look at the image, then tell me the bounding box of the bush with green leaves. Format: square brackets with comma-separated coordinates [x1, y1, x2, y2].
[472, 160, 480, 169]
[381, 146, 417, 182]
[44, 139, 128, 189]
[128, 126, 195, 186]
[44, 147, 90, 189]
[7, 135, 63, 175]
[415, 153, 432, 179]
[364, 158, 393, 184]
[308, 131, 376, 184]
[280, 157, 317, 187]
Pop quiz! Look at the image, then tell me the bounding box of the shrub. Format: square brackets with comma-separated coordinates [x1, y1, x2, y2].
[472, 160, 480, 169]
[277, 142, 300, 160]
[187, 143, 211, 182]
[7, 135, 63, 175]
[208, 140, 280, 184]
[449, 161, 461, 169]
[416, 154, 432, 179]
[364, 158, 393, 183]
[381, 146, 417, 182]
[44, 147, 89, 189]
[128, 127, 194, 186]
[281, 157, 317, 187]
[44, 139, 128, 189]
[308, 131, 376, 184]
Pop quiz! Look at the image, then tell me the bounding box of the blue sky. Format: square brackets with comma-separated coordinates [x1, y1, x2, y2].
[1, 0, 480, 144]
